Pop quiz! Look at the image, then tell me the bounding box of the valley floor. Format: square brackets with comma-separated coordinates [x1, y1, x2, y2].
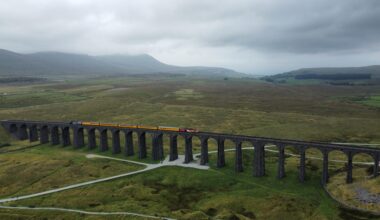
[0, 75, 379, 219]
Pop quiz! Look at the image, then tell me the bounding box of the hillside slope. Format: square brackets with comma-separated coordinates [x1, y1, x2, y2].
[0, 49, 244, 77]
[263, 65, 380, 85]
[278, 66, 380, 77]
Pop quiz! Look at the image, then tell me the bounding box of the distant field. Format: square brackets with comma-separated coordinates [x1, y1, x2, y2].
[0, 75, 379, 143]
[358, 95, 380, 108]
[0, 75, 379, 219]
[0, 91, 86, 108]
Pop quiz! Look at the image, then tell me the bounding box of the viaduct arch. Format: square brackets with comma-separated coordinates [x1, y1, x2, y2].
[2, 119, 379, 185]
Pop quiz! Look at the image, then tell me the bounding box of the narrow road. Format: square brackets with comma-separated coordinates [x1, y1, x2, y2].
[0, 205, 174, 220]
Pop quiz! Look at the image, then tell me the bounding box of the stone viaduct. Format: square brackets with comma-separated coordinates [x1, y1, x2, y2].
[1, 120, 379, 185]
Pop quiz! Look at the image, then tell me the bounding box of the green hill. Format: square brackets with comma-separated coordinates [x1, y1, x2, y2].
[263, 65, 380, 85]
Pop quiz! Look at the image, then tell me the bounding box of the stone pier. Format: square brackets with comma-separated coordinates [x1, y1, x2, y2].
[152, 133, 163, 160]
[124, 130, 134, 156]
[87, 128, 96, 149]
[100, 129, 108, 152]
[62, 127, 71, 147]
[253, 142, 265, 177]
[200, 136, 209, 165]
[277, 144, 286, 179]
[346, 151, 353, 184]
[18, 125, 28, 140]
[235, 140, 243, 172]
[299, 147, 306, 182]
[50, 126, 60, 145]
[184, 135, 193, 163]
[112, 130, 121, 154]
[73, 127, 84, 148]
[217, 137, 225, 168]
[169, 134, 178, 161]
[374, 153, 379, 177]
[322, 150, 329, 185]
[28, 125, 38, 142]
[138, 132, 147, 159]
[40, 126, 49, 144]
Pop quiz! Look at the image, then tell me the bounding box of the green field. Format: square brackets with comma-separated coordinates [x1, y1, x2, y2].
[0, 75, 379, 219]
[358, 95, 380, 108]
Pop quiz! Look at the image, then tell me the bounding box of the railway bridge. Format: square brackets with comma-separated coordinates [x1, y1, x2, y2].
[1, 119, 379, 185]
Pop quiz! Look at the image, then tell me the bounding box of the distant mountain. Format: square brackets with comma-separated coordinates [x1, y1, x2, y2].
[0, 49, 244, 77]
[96, 54, 244, 77]
[263, 65, 380, 85]
[96, 54, 177, 73]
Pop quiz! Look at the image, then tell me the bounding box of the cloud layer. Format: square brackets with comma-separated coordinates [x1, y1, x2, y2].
[1, 0, 380, 74]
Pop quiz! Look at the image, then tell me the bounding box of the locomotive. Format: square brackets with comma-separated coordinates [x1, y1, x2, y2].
[70, 121, 199, 133]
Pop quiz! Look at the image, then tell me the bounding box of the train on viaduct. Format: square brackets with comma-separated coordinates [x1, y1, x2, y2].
[1, 119, 379, 185]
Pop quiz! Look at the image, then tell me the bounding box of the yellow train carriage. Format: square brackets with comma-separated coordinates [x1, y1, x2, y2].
[158, 126, 180, 132]
[118, 124, 138, 129]
[137, 125, 158, 130]
[99, 123, 118, 127]
[81, 121, 100, 126]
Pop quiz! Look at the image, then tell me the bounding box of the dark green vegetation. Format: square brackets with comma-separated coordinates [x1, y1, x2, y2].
[0, 74, 379, 219]
[263, 65, 380, 85]
[0, 76, 47, 84]
[358, 95, 380, 108]
[338, 95, 380, 109]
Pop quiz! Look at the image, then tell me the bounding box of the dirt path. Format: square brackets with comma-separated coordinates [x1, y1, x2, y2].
[355, 187, 380, 204]
[0, 205, 174, 220]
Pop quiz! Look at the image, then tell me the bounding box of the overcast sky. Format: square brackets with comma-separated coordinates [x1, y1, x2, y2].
[1, 0, 380, 74]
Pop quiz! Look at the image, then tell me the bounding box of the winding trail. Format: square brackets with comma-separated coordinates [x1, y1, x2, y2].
[0, 205, 175, 220]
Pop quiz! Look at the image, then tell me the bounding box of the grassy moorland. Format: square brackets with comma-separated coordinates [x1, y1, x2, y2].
[1, 75, 380, 143]
[0, 75, 379, 219]
[0, 143, 143, 198]
[4, 150, 333, 219]
[0, 146, 377, 220]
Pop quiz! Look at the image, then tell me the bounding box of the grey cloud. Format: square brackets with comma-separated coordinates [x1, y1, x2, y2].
[0, 0, 379, 73]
